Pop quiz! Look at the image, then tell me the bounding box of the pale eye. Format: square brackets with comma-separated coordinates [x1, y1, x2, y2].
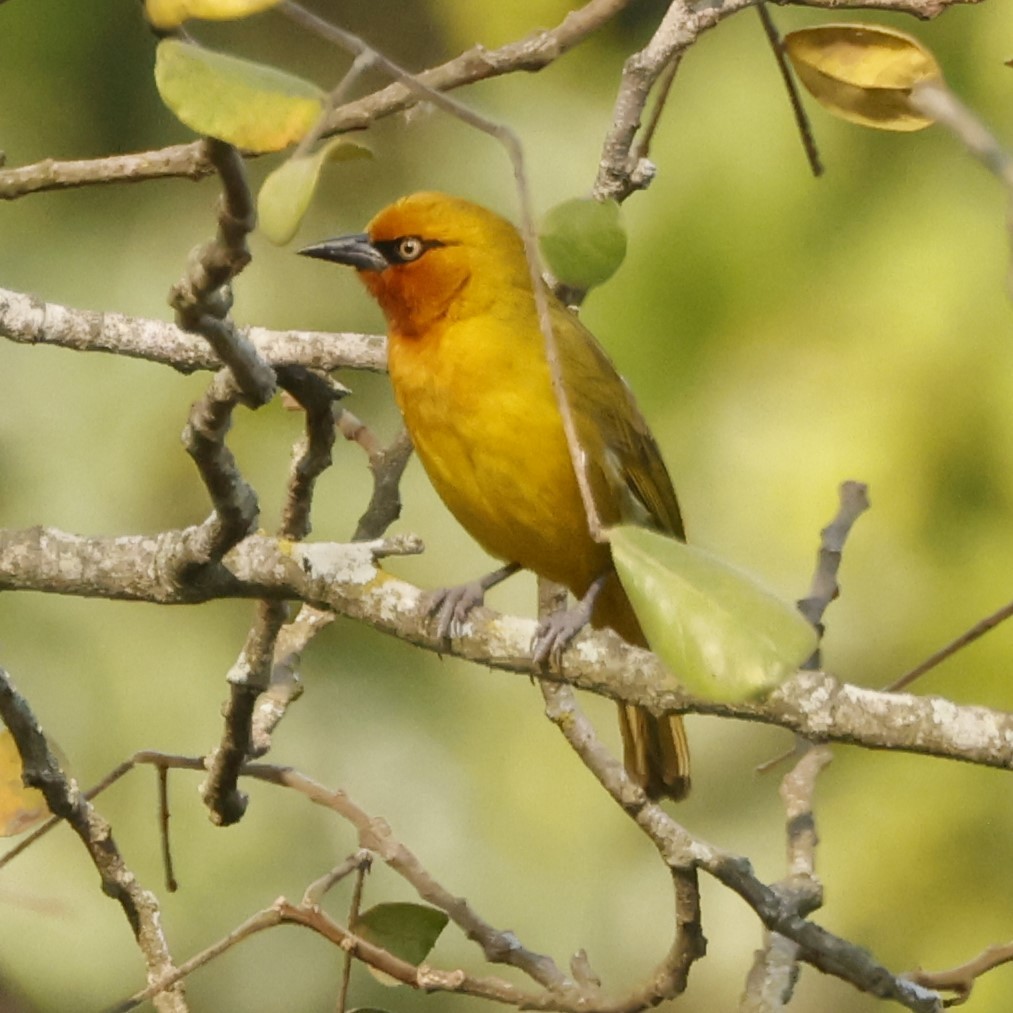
[396, 236, 425, 261]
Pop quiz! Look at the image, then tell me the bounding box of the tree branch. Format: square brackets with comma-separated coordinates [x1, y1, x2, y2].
[2, 525, 1010, 771]
[741, 746, 833, 1010]
[0, 0, 978, 201]
[168, 138, 274, 405]
[593, 0, 980, 201]
[0, 285, 386, 373]
[0, 668, 187, 1013]
[0, 0, 637, 199]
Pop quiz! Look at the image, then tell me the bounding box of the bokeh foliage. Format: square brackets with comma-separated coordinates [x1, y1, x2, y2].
[2, 0, 1012, 1009]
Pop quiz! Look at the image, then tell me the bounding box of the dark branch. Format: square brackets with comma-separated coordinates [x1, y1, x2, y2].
[0, 668, 187, 1012]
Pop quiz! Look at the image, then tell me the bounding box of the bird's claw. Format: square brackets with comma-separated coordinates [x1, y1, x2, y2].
[531, 604, 593, 669]
[422, 563, 521, 641]
[423, 581, 487, 640]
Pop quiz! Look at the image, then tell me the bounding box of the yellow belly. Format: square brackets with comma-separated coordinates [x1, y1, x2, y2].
[387, 314, 609, 595]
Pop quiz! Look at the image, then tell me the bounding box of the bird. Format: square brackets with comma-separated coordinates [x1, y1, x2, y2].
[299, 192, 690, 801]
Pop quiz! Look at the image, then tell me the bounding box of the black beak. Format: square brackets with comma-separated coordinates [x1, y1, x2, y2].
[297, 234, 388, 272]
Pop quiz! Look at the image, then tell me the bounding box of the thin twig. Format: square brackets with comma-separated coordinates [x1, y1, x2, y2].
[885, 599, 1013, 693]
[0, 0, 638, 200]
[336, 853, 372, 1013]
[796, 480, 870, 633]
[758, 481, 869, 773]
[157, 765, 178, 893]
[277, 366, 344, 542]
[249, 763, 575, 991]
[905, 940, 1013, 1006]
[755, 3, 823, 177]
[352, 428, 414, 542]
[304, 850, 373, 908]
[178, 370, 260, 567]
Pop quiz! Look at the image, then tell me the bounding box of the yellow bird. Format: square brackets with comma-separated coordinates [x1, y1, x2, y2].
[300, 192, 690, 801]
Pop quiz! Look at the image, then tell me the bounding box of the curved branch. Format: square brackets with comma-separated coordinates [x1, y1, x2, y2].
[0, 0, 635, 199]
[0, 0, 980, 202]
[0, 667, 187, 1012]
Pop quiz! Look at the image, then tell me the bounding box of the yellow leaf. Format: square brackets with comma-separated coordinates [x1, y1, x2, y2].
[145, 0, 282, 29]
[784, 24, 943, 132]
[154, 39, 325, 153]
[0, 728, 49, 837]
[258, 139, 372, 246]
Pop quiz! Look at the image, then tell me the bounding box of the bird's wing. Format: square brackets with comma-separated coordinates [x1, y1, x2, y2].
[550, 299, 685, 540]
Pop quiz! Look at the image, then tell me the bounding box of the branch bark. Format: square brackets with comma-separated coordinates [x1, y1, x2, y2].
[2, 525, 1011, 772]
[0, 668, 187, 1013]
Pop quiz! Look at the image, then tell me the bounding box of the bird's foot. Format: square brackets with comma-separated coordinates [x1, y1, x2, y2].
[532, 602, 594, 668]
[423, 562, 521, 640]
[423, 581, 488, 640]
[531, 571, 609, 668]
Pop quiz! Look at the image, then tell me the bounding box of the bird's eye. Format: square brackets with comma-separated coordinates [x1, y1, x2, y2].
[396, 236, 426, 262]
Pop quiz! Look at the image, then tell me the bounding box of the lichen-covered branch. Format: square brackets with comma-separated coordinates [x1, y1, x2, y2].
[0, 285, 386, 373]
[1, 524, 1010, 771]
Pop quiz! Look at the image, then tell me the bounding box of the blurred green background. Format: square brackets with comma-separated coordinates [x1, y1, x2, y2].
[2, 0, 1012, 1010]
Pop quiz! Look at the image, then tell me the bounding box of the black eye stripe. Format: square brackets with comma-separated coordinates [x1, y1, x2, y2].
[374, 236, 445, 265]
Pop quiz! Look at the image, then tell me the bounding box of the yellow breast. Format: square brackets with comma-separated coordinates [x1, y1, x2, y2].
[387, 313, 609, 595]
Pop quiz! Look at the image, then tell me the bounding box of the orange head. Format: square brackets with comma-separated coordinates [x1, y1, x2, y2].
[299, 192, 533, 336]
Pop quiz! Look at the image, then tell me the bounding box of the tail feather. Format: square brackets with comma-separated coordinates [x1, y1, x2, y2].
[617, 704, 691, 801]
[593, 571, 691, 802]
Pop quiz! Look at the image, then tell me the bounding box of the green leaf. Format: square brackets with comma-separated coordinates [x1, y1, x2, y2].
[145, 0, 282, 29]
[352, 902, 448, 987]
[610, 526, 818, 702]
[539, 197, 627, 290]
[784, 24, 942, 132]
[258, 139, 372, 245]
[154, 39, 325, 153]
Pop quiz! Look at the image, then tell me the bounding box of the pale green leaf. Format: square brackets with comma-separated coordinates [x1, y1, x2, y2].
[539, 197, 627, 290]
[610, 526, 818, 702]
[258, 139, 372, 245]
[154, 39, 325, 152]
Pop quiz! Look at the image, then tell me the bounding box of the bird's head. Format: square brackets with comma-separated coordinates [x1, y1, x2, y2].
[299, 192, 533, 336]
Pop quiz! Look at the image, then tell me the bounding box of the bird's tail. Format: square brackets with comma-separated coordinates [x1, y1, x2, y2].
[593, 572, 692, 801]
[616, 704, 691, 801]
